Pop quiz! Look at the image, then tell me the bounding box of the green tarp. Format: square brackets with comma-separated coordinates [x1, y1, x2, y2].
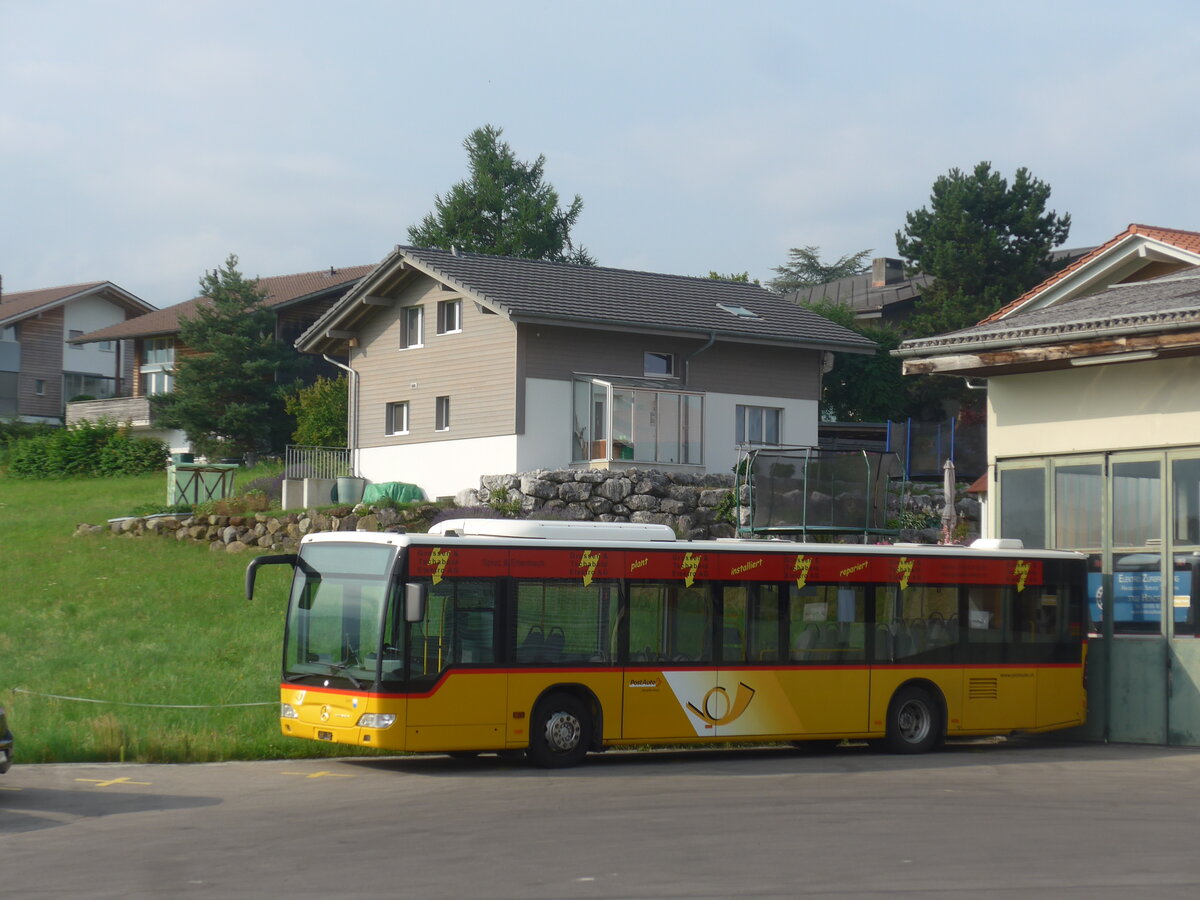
[361, 482, 426, 504]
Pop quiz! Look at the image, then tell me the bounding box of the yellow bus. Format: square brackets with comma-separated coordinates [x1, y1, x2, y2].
[246, 519, 1087, 767]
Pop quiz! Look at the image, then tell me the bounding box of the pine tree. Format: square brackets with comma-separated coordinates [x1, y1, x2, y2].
[153, 255, 301, 459]
[768, 246, 872, 293]
[408, 125, 594, 264]
[897, 162, 1071, 335]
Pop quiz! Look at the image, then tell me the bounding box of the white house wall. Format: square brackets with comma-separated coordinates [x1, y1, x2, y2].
[357, 378, 818, 500]
[988, 356, 1200, 462]
[358, 435, 521, 501]
[705, 392, 819, 473]
[62, 294, 124, 384]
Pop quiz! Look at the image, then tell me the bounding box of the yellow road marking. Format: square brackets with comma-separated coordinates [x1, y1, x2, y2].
[0, 785, 21, 791]
[75, 777, 152, 788]
[281, 770, 355, 779]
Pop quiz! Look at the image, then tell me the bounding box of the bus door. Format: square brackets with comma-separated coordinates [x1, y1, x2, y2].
[623, 583, 717, 740]
[405, 578, 506, 751]
[712, 584, 786, 739]
[786, 584, 871, 736]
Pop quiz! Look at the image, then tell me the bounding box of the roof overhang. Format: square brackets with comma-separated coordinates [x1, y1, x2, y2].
[1, 282, 154, 328]
[900, 328, 1200, 378]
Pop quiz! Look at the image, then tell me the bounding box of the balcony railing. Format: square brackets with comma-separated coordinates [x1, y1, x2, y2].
[65, 396, 153, 427]
[284, 444, 353, 480]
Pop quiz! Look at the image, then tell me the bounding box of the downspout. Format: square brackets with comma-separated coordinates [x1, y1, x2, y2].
[683, 331, 716, 386]
[323, 354, 358, 477]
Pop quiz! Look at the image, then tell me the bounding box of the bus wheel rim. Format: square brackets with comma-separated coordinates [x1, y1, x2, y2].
[897, 700, 930, 744]
[545, 711, 582, 753]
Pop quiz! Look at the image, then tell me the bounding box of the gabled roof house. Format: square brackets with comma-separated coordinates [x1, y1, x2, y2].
[298, 245, 875, 499]
[0, 280, 155, 422]
[893, 223, 1200, 747]
[68, 265, 373, 451]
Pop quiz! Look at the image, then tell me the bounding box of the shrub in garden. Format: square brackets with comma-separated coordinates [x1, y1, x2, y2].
[6, 420, 168, 478]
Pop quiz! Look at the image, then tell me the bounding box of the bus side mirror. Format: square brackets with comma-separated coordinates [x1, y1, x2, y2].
[405, 583, 427, 623]
[245, 554, 298, 600]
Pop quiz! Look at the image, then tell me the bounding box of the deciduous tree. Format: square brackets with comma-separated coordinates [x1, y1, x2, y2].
[285, 375, 348, 447]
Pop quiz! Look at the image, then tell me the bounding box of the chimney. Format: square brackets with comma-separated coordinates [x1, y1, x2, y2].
[871, 258, 904, 287]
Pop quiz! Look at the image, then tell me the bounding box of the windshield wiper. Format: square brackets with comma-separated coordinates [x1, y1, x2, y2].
[325, 662, 363, 689]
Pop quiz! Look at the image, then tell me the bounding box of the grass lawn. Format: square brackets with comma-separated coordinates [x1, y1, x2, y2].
[0, 468, 386, 763]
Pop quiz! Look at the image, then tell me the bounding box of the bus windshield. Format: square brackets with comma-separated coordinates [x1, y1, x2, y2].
[282, 542, 399, 686]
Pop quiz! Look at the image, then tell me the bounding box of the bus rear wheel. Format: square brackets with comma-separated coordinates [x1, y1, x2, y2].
[885, 685, 941, 754]
[528, 693, 591, 768]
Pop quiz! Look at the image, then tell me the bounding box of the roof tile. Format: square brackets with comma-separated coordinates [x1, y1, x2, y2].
[74, 265, 376, 342]
[393, 246, 875, 350]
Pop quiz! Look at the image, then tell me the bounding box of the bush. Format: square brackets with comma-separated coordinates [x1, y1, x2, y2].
[5, 420, 168, 478]
[285, 376, 348, 447]
[241, 473, 284, 504]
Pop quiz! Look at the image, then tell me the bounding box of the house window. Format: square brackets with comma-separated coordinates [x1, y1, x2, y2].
[401, 306, 424, 349]
[35, 379, 46, 396]
[437, 299, 462, 335]
[68, 328, 84, 349]
[141, 369, 174, 395]
[64, 373, 116, 400]
[140, 337, 175, 395]
[572, 378, 703, 464]
[736, 405, 782, 445]
[1, 324, 17, 343]
[142, 337, 175, 366]
[435, 396, 451, 431]
[99, 340, 114, 352]
[644, 352, 675, 377]
[386, 401, 409, 435]
[997, 451, 1200, 637]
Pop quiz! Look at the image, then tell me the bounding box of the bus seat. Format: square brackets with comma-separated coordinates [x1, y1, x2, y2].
[518, 626, 545, 662]
[723, 626, 744, 662]
[908, 619, 927, 651]
[875, 626, 893, 661]
[927, 617, 949, 647]
[544, 626, 565, 661]
[792, 625, 818, 661]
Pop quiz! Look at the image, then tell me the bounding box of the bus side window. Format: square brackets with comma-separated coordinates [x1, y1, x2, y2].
[789, 585, 866, 663]
[514, 580, 614, 665]
[967, 586, 1005, 642]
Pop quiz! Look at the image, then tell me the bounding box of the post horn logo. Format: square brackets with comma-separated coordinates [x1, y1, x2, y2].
[686, 682, 756, 727]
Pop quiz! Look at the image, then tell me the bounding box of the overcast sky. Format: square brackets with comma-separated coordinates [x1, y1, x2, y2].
[3, 0, 1198, 307]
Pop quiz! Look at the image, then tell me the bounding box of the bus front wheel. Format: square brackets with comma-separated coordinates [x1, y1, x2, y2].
[885, 685, 941, 754]
[528, 692, 591, 768]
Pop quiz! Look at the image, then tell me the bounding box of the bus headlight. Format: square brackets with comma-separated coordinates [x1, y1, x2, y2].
[281, 703, 299, 720]
[357, 713, 396, 729]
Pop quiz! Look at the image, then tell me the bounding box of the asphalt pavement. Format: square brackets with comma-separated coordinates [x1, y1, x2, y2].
[3, 739, 1200, 899]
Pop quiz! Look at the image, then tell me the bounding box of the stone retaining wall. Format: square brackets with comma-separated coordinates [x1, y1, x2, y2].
[459, 468, 738, 540]
[74, 469, 982, 551]
[77, 505, 427, 553]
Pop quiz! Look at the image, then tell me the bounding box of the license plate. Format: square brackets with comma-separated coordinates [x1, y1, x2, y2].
[317, 731, 333, 742]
